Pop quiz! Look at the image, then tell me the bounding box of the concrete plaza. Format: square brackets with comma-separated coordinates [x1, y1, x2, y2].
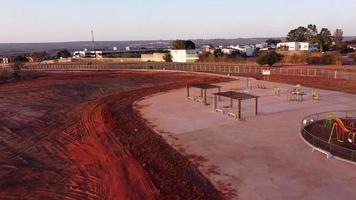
[138, 77, 356, 200]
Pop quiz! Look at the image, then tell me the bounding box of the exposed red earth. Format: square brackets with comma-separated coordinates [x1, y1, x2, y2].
[0, 71, 226, 200]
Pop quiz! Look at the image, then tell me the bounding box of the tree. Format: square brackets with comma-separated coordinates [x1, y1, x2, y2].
[163, 53, 172, 62]
[13, 55, 29, 63]
[287, 25, 333, 52]
[287, 24, 318, 43]
[257, 51, 283, 67]
[266, 39, 282, 46]
[213, 49, 224, 58]
[333, 29, 344, 50]
[29, 51, 49, 62]
[287, 26, 309, 42]
[171, 40, 196, 50]
[57, 49, 71, 58]
[315, 28, 332, 52]
[307, 24, 318, 43]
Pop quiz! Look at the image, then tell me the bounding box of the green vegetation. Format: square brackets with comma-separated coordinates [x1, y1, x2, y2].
[333, 29, 344, 50]
[306, 52, 342, 65]
[57, 49, 71, 58]
[163, 53, 172, 62]
[171, 40, 196, 50]
[13, 55, 29, 62]
[257, 51, 283, 67]
[287, 24, 335, 52]
[28, 51, 50, 62]
[265, 39, 282, 46]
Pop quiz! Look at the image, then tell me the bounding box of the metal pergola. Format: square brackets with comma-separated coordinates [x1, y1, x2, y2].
[213, 91, 259, 119]
[186, 83, 221, 105]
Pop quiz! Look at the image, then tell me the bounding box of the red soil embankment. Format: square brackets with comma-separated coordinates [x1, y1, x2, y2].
[0, 71, 226, 200]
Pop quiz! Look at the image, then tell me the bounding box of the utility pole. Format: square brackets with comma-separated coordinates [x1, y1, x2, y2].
[91, 30, 96, 58]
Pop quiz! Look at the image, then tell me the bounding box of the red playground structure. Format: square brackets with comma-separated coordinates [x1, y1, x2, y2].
[328, 118, 356, 144]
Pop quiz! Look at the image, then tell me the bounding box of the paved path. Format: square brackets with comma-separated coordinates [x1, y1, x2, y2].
[138, 77, 356, 200]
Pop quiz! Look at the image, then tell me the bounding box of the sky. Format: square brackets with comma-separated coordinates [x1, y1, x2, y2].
[0, 0, 355, 43]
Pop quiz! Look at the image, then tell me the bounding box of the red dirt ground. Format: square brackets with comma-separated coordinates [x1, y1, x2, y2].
[0, 71, 226, 200]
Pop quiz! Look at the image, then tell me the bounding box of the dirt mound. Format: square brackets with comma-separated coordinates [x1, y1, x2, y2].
[0, 71, 226, 199]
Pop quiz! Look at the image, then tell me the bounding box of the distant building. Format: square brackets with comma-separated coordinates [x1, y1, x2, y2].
[1, 58, 9, 64]
[141, 53, 166, 62]
[349, 44, 356, 50]
[277, 42, 319, 52]
[229, 45, 256, 57]
[73, 48, 167, 59]
[170, 49, 199, 63]
[221, 48, 235, 55]
[73, 50, 103, 59]
[201, 44, 214, 53]
[255, 42, 268, 49]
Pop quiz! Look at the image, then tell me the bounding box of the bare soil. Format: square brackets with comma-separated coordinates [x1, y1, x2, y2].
[0, 71, 226, 200]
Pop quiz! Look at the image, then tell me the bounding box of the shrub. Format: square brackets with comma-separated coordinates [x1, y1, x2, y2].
[257, 51, 283, 67]
[306, 52, 342, 65]
[348, 53, 356, 62]
[163, 53, 172, 62]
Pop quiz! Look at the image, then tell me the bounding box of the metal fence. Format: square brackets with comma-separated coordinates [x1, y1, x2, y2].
[301, 111, 356, 163]
[2, 62, 356, 80]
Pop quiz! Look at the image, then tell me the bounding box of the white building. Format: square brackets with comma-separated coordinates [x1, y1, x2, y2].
[277, 42, 319, 52]
[229, 45, 256, 57]
[73, 50, 103, 59]
[221, 48, 235, 55]
[1, 58, 9, 64]
[170, 50, 199, 63]
[141, 53, 166, 62]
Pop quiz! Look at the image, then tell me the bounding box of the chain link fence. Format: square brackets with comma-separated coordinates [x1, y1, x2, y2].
[301, 111, 356, 163]
[2, 62, 356, 80]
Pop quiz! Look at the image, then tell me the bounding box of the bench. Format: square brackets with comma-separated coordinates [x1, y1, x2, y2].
[312, 147, 333, 159]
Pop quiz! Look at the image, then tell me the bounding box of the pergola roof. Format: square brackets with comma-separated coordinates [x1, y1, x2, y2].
[189, 83, 221, 90]
[214, 91, 259, 100]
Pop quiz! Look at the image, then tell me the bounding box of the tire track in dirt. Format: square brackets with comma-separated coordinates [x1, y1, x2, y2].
[0, 71, 227, 200]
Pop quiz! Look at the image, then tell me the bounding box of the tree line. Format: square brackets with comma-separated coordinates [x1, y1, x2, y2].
[11, 49, 72, 63]
[286, 24, 344, 52]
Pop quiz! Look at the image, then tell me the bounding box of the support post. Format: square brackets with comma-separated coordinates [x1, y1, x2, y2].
[186, 85, 190, 99]
[230, 97, 233, 108]
[238, 100, 241, 119]
[218, 87, 221, 101]
[255, 97, 258, 116]
[213, 95, 217, 111]
[204, 89, 207, 105]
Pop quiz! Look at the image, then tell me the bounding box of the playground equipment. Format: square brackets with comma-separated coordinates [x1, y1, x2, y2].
[257, 83, 267, 89]
[309, 88, 320, 101]
[328, 117, 356, 144]
[273, 87, 282, 96]
[288, 84, 305, 101]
